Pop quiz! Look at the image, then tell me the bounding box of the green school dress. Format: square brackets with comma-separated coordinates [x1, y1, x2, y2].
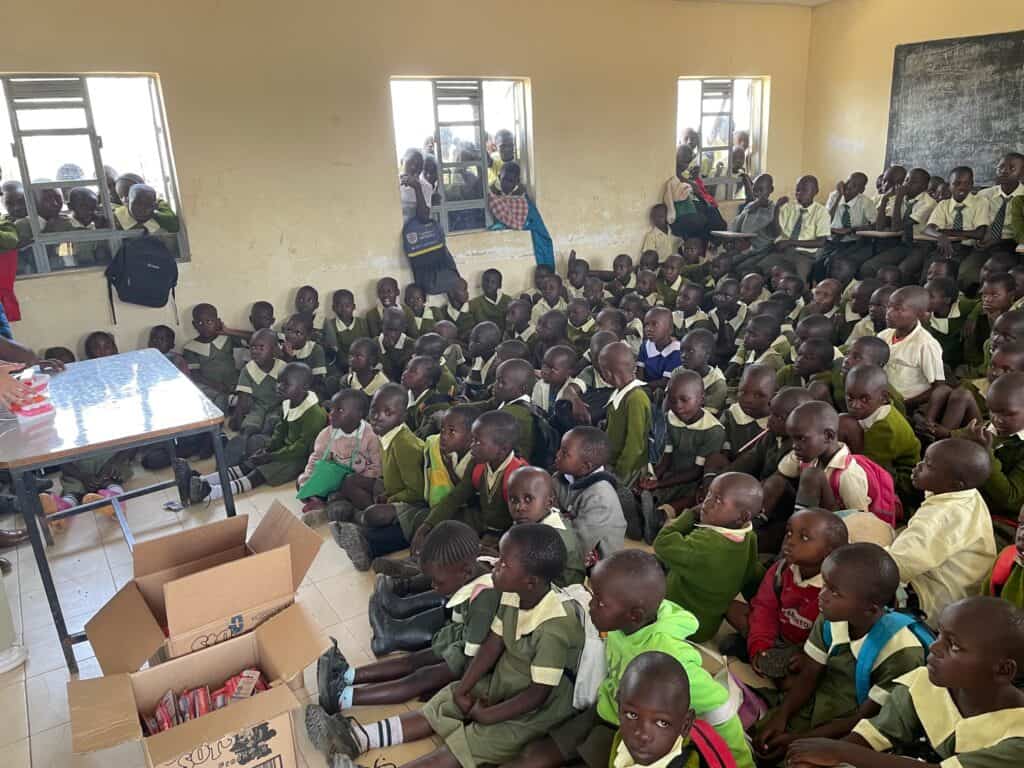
[860, 405, 921, 505]
[720, 402, 769, 459]
[183, 334, 241, 409]
[653, 410, 725, 504]
[422, 589, 584, 768]
[322, 316, 368, 361]
[430, 573, 501, 677]
[234, 359, 286, 433]
[379, 424, 426, 539]
[284, 340, 328, 377]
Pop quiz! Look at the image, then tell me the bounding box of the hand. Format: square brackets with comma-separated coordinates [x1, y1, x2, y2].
[568, 393, 592, 425]
[568, 249, 576, 264]
[835, 180, 846, 197]
[775, 196, 790, 209]
[400, 173, 418, 189]
[636, 476, 660, 491]
[831, 228, 851, 237]
[963, 419, 994, 450]
[787, 651, 810, 676]
[785, 737, 847, 767]
[755, 709, 789, 756]
[0, 364, 29, 407]
[410, 522, 433, 557]
[453, 688, 474, 715]
[937, 234, 954, 258]
[467, 699, 495, 724]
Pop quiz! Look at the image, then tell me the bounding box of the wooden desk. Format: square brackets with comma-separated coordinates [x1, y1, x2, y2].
[0, 349, 238, 672]
[856, 230, 903, 239]
[709, 230, 756, 240]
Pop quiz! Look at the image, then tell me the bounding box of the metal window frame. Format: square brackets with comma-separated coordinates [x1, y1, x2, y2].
[680, 76, 766, 201]
[2, 73, 190, 279]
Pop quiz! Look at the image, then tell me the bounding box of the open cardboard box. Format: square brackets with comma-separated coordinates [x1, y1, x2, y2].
[87, 502, 323, 675]
[69, 602, 328, 768]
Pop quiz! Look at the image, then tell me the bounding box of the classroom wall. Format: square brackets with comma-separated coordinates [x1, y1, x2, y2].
[3, 0, 813, 355]
[803, 0, 1024, 191]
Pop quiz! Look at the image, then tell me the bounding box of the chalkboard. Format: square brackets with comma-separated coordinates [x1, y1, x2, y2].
[885, 30, 1024, 187]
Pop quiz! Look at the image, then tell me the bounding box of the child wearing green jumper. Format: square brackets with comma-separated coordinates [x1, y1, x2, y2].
[653, 472, 764, 643]
[305, 523, 584, 768]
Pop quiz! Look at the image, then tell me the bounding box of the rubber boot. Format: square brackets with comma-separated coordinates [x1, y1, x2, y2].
[376, 572, 433, 598]
[371, 556, 422, 579]
[374, 574, 444, 619]
[368, 594, 445, 657]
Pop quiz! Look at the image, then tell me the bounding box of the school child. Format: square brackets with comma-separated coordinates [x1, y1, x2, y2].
[507, 466, 585, 586]
[178, 362, 326, 505]
[377, 306, 414, 382]
[315, 521, 499, 712]
[707, 278, 748, 366]
[731, 173, 778, 270]
[656, 254, 686, 308]
[533, 345, 580, 416]
[323, 290, 368, 372]
[401, 356, 451, 436]
[822, 172, 876, 270]
[148, 324, 188, 375]
[839, 365, 920, 508]
[639, 249, 660, 274]
[742, 509, 849, 676]
[636, 269, 663, 309]
[246, 300, 274, 334]
[504, 298, 539, 356]
[431, 277, 473, 339]
[880, 438, 995, 622]
[726, 314, 785, 384]
[229, 328, 285, 448]
[365, 277, 401, 339]
[277, 313, 327, 401]
[923, 276, 972, 370]
[653, 472, 764, 643]
[641, 203, 679, 263]
[829, 256, 858, 307]
[777, 338, 836, 391]
[468, 268, 510, 332]
[620, 293, 648, 354]
[879, 286, 945, 411]
[432, 319, 466, 373]
[753, 544, 927, 761]
[305, 524, 584, 768]
[290, 285, 326, 345]
[983, 505, 1024, 607]
[739, 272, 771, 309]
[412, 332, 458, 398]
[759, 175, 831, 282]
[798, 278, 842, 329]
[674, 329, 726, 417]
[523, 551, 754, 768]
[183, 303, 243, 409]
[928, 176, 951, 203]
[340, 337, 389, 396]
[566, 252, 590, 300]
[727, 387, 813, 487]
[531, 309, 570, 369]
[326, 383, 425, 570]
[673, 282, 712, 336]
[719, 364, 776, 461]
[863, 167, 936, 282]
[297, 388, 381, 517]
[112, 183, 179, 235]
[403, 283, 435, 338]
[582, 276, 611, 315]
[638, 371, 725, 543]
[552, 426, 625, 563]
[845, 283, 894, 349]
[566, 298, 596, 355]
[531, 272, 568, 324]
[924, 166, 992, 294]
[751, 299, 796, 357]
[575, 331, 617, 391]
[418, 405, 477, 515]
[606, 253, 637, 297]
[638, 307, 681, 393]
[468, 358, 537, 462]
[785, 596, 1024, 768]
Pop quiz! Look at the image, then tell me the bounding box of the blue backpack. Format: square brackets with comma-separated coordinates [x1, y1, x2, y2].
[822, 611, 935, 704]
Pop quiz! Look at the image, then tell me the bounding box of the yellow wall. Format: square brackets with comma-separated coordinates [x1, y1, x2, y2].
[5, 0, 812, 355]
[803, 0, 1024, 191]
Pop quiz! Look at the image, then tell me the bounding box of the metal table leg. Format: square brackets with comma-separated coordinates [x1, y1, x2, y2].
[12, 469, 77, 674]
[212, 429, 237, 518]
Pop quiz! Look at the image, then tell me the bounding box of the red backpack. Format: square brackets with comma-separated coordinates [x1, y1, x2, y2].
[470, 456, 529, 501]
[827, 453, 902, 526]
[989, 546, 1019, 597]
[689, 720, 738, 768]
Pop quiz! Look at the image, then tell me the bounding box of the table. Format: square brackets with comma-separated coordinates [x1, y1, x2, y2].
[0, 349, 237, 672]
[709, 230, 756, 240]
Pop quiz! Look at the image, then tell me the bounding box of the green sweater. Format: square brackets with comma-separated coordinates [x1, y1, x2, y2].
[861, 406, 921, 502]
[961, 302, 991, 372]
[653, 509, 763, 643]
[776, 365, 832, 390]
[829, 363, 907, 415]
[259, 396, 328, 486]
[953, 427, 1024, 518]
[469, 294, 511, 333]
[323, 316, 369, 359]
[382, 424, 426, 504]
[425, 456, 526, 533]
[606, 384, 652, 482]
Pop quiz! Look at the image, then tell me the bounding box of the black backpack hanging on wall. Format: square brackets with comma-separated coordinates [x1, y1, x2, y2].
[104, 233, 178, 324]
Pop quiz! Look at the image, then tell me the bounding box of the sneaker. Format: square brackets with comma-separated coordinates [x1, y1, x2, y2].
[189, 476, 213, 505]
[302, 503, 331, 528]
[173, 459, 197, 503]
[84, 485, 125, 520]
[326, 499, 356, 524]
[330, 523, 371, 571]
[304, 705, 364, 760]
[37, 493, 69, 533]
[317, 637, 350, 715]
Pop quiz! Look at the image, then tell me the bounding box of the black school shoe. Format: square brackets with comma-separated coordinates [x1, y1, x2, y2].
[317, 636, 350, 715]
[173, 459, 197, 504]
[304, 705, 364, 760]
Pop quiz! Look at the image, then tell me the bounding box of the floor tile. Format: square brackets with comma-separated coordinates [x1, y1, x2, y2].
[0, 680, 28, 748]
[0, 737, 30, 768]
[31, 722, 145, 768]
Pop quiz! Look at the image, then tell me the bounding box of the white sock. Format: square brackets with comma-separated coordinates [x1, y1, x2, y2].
[356, 716, 403, 752]
[202, 466, 245, 486]
[206, 475, 253, 501]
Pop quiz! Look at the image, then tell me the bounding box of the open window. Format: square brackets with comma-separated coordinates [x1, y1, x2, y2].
[390, 77, 531, 235]
[0, 74, 188, 278]
[676, 77, 767, 201]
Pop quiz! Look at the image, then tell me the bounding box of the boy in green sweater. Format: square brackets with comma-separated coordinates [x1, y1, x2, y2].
[177, 362, 326, 504]
[510, 550, 754, 768]
[329, 383, 424, 570]
[487, 358, 537, 461]
[653, 472, 764, 643]
[469, 268, 511, 332]
[777, 338, 835, 392]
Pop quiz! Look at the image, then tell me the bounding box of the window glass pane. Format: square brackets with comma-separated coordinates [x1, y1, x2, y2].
[15, 107, 88, 132]
[439, 124, 483, 163]
[702, 95, 731, 115]
[733, 79, 752, 134]
[22, 134, 94, 182]
[448, 208, 486, 232]
[390, 80, 436, 165]
[676, 80, 701, 146]
[482, 80, 521, 181]
[701, 150, 731, 178]
[437, 101, 479, 124]
[700, 115, 731, 149]
[441, 165, 484, 202]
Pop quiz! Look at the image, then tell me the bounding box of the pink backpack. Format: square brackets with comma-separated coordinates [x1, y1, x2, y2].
[828, 453, 902, 526]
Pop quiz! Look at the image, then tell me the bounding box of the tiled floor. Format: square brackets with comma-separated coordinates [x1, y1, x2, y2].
[0, 460, 431, 768]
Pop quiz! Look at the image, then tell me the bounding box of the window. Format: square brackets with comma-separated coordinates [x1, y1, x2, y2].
[676, 77, 767, 201]
[0, 74, 187, 278]
[390, 78, 530, 235]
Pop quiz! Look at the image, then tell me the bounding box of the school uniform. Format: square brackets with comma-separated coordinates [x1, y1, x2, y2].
[730, 432, 792, 481]
[977, 182, 1023, 243]
[827, 363, 907, 416]
[342, 369, 389, 396]
[422, 589, 584, 768]
[406, 387, 451, 435]
[183, 334, 242, 409]
[887, 488, 995, 621]
[257, 391, 327, 486]
[322, 316, 368, 365]
[638, 339, 682, 383]
[282, 339, 327, 381]
[640, 291, 664, 308]
[842, 314, 878, 349]
[428, 451, 528, 538]
[653, 508, 762, 643]
[729, 345, 786, 378]
[925, 297, 975, 370]
[442, 342, 466, 375]
[364, 305, 391, 340]
[429, 572, 500, 677]
[859, 405, 920, 504]
[532, 377, 584, 415]
[507, 323, 540, 362]
[466, 352, 497, 389]
[539, 509, 586, 586]
[672, 309, 713, 336]
[625, 317, 644, 354]
[983, 547, 1024, 608]
[433, 302, 475, 339]
[531, 296, 568, 324]
[657, 275, 684, 308]
[701, 366, 728, 415]
[113, 202, 179, 234]
[553, 468, 624, 562]
[469, 292, 511, 332]
[777, 443, 872, 512]
[234, 358, 286, 434]
[862, 192, 938, 279]
[730, 202, 776, 263]
[377, 333, 412, 381]
[379, 423, 427, 540]
[854, 666, 1024, 766]
[405, 308, 436, 339]
[707, 303, 749, 340]
[825, 192, 877, 267]
[747, 561, 824, 659]
[498, 395, 536, 461]
[952, 423, 1024, 520]
[720, 402, 769, 458]
[605, 379, 652, 484]
[833, 304, 866, 347]
[759, 200, 831, 281]
[424, 436, 472, 509]
[927, 195, 993, 292]
[775, 365, 832, 391]
[641, 226, 678, 263]
[567, 317, 595, 356]
[879, 322, 945, 401]
[653, 410, 725, 504]
[577, 365, 613, 392]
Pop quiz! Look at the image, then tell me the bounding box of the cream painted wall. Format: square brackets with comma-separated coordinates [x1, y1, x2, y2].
[4, 0, 812, 356]
[803, 0, 1024, 192]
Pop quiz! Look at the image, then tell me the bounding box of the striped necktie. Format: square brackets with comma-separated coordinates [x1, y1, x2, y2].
[990, 197, 1009, 240]
[952, 204, 965, 231]
[791, 208, 806, 241]
[841, 204, 852, 229]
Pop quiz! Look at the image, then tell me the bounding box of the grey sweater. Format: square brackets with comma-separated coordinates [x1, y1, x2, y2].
[553, 470, 625, 561]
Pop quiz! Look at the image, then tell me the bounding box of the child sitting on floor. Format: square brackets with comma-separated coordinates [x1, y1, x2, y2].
[341, 337, 390, 396]
[365, 276, 401, 339]
[785, 597, 1024, 768]
[297, 388, 381, 519]
[983, 505, 1024, 607]
[323, 289, 368, 373]
[879, 286, 945, 412]
[402, 355, 451, 436]
[423, 405, 476, 509]
[673, 281, 711, 336]
[378, 306, 414, 382]
[753, 544, 927, 761]
[653, 472, 764, 643]
[532, 272, 568, 323]
[566, 298, 595, 356]
[532, 345, 580, 417]
[229, 328, 285, 451]
[508, 466, 585, 586]
[292, 285, 326, 345]
[314, 520, 499, 712]
[183, 302, 242, 410]
[778, 338, 835, 391]
[177, 362, 326, 505]
[469, 268, 510, 332]
[304, 523, 584, 768]
[719, 364, 776, 462]
[464, 321, 502, 397]
[281, 313, 328, 397]
[638, 307, 681, 394]
[726, 314, 785, 384]
[679, 328, 727, 415]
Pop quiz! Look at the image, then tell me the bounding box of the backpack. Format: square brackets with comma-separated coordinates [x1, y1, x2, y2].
[648, 405, 669, 465]
[401, 215, 446, 259]
[988, 546, 1019, 597]
[470, 455, 529, 500]
[827, 452, 902, 526]
[554, 584, 607, 710]
[822, 610, 935, 704]
[104, 234, 178, 324]
[689, 720, 738, 768]
[526, 403, 562, 470]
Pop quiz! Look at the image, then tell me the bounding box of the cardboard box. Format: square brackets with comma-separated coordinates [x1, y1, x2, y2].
[87, 502, 323, 675]
[69, 602, 328, 768]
